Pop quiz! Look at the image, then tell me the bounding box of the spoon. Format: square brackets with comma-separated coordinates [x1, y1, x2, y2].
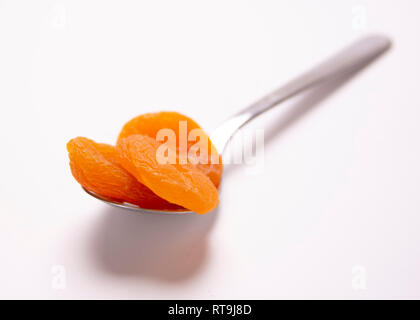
[84, 35, 391, 214]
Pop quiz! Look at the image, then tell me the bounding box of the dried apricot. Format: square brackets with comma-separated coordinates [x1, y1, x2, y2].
[116, 134, 219, 214]
[117, 111, 223, 187]
[67, 137, 181, 210]
[118, 112, 201, 143]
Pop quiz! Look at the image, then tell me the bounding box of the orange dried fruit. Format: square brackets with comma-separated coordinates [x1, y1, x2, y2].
[118, 111, 201, 143]
[67, 137, 182, 210]
[117, 111, 223, 187]
[116, 134, 219, 214]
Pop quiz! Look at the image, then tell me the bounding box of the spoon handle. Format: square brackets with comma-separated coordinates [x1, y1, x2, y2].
[211, 35, 391, 152]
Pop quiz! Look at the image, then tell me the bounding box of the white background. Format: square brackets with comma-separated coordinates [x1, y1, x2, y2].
[1, 0, 419, 299]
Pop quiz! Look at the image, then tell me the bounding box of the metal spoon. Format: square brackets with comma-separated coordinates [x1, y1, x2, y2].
[84, 35, 391, 214]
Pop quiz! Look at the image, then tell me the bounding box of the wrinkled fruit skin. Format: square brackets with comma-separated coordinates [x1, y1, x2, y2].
[118, 111, 223, 188]
[117, 134, 219, 214]
[67, 112, 223, 214]
[118, 111, 202, 142]
[67, 137, 182, 210]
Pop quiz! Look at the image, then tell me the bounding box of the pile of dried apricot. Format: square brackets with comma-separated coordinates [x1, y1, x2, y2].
[67, 112, 223, 214]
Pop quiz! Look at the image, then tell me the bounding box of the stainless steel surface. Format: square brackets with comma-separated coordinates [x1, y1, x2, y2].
[83, 188, 193, 214]
[83, 34, 391, 214]
[210, 35, 391, 152]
